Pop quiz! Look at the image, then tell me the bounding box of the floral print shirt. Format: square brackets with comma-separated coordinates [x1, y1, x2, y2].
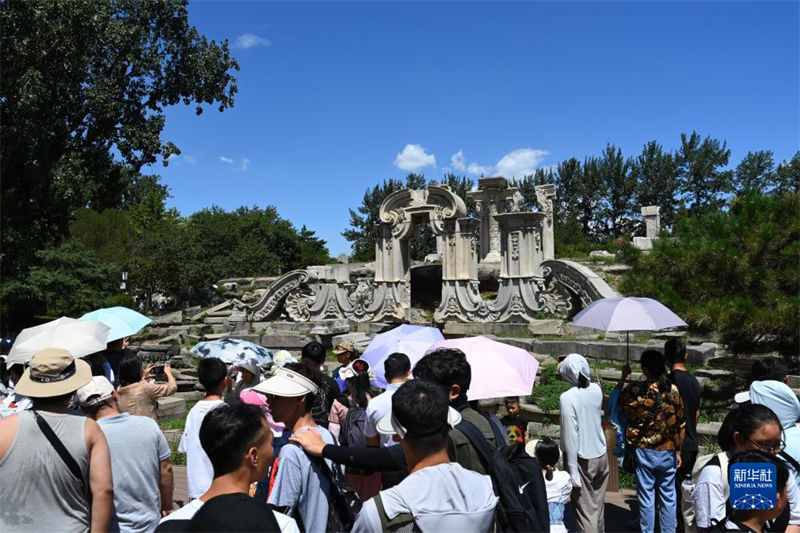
[621, 380, 685, 451]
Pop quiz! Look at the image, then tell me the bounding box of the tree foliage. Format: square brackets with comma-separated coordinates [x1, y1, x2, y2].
[620, 191, 799, 353]
[630, 141, 680, 230]
[0, 0, 239, 280]
[676, 131, 733, 215]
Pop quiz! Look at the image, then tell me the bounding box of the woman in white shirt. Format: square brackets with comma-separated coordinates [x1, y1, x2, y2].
[558, 353, 609, 533]
[535, 437, 573, 533]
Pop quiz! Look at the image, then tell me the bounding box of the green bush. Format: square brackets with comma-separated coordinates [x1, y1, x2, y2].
[529, 363, 571, 411]
[106, 293, 134, 308]
[620, 191, 799, 354]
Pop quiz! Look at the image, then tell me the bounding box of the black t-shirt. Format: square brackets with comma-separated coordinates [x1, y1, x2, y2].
[500, 414, 526, 444]
[669, 368, 701, 452]
[191, 493, 281, 532]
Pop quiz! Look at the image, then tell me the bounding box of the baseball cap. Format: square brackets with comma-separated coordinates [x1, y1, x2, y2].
[377, 405, 462, 439]
[76, 376, 115, 407]
[332, 341, 357, 355]
[252, 367, 318, 398]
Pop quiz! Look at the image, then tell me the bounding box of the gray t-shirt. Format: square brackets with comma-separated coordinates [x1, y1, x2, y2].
[267, 425, 335, 533]
[98, 412, 170, 533]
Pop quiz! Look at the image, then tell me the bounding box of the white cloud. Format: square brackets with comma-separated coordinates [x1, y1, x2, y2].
[219, 156, 234, 164]
[240, 158, 251, 171]
[233, 33, 271, 49]
[451, 150, 467, 171]
[183, 155, 197, 164]
[394, 144, 436, 171]
[449, 150, 492, 176]
[494, 148, 549, 178]
[467, 162, 493, 176]
[167, 153, 180, 162]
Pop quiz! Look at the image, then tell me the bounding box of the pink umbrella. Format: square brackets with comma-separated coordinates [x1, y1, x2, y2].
[423, 336, 539, 401]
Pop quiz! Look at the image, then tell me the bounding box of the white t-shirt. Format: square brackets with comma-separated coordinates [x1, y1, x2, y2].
[159, 497, 299, 532]
[353, 462, 498, 533]
[364, 382, 403, 447]
[179, 399, 224, 498]
[694, 456, 800, 528]
[545, 469, 573, 504]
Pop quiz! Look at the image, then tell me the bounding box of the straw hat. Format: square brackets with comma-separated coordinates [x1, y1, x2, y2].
[15, 348, 92, 398]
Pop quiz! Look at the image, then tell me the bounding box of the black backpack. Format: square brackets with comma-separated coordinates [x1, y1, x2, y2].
[456, 418, 550, 533]
[340, 406, 368, 447]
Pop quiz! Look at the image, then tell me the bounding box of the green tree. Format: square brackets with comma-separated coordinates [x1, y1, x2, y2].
[597, 144, 635, 239]
[631, 141, 680, 231]
[70, 208, 136, 267]
[774, 151, 800, 194]
[733, 150, 776, 195]
[620, 191, 799, 353]
[298, 225, 333, 267]
[0, 0, 239, 282]
[0, 241, 119, 329]
[513, 168, 556, 212]
[676, 131, 733, 215]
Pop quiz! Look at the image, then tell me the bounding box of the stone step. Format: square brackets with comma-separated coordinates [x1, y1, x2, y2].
[191, 301, 232, 322]
[176, 390, 205, 403]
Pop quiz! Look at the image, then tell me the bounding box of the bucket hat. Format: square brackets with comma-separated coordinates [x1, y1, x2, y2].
[252, 367, 318, 398]
[15, 348, 92, 398]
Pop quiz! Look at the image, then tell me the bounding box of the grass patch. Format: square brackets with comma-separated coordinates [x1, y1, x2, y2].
[494, 329, 535, 339]
[160, 418, 185, 431]
[529, 363, 571, 411]
[170, 442, 186, 466]
[619, 469, 636, 489]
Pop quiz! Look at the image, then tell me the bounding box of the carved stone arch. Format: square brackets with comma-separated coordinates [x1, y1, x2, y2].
[541, 259, 620, 318]
[379, 185, 467, 239]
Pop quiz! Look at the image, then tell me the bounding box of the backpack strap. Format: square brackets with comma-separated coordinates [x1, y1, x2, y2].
[778, 450, 800, 473]
[375, 492, 415, 531]
[33, 411, 86, 490]
[454, 418, 496, 469]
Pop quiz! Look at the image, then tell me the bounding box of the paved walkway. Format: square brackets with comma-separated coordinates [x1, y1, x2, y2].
[171, 466, 639, 531]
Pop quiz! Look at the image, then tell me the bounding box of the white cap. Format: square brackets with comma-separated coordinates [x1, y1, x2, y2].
[376, 406, 462, 439]
[75, 376, 115, 407]
[734, 391, 751, 404]
[252, 367, 318, 398]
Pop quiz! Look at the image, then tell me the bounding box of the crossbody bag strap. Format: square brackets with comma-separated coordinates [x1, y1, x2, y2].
[32, 410, 86, 490]
[454, 418, 495, 468]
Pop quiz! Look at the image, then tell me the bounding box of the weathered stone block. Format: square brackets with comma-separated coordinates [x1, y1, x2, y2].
[527, 320, 563, 336]
[149, 310, 183, 325]
[260, 334, 312, 350]
[156, 396, 185, 422]
[203, 316, 228, 324]
[176, 390, 204, 403]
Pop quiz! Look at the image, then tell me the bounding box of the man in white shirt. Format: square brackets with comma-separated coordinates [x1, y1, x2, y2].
[353, 379, 498, 532]
[365, 352, 410, 448]
[180, 358, 228, 499]
[158, 403, 298, 532]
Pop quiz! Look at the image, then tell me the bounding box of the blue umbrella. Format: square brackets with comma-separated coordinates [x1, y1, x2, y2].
[190, 338, 273, 366]
[80, 306, 152, 342]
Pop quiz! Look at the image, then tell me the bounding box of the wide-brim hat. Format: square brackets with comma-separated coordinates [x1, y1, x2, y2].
[252, 367, 318, 398]
[377, 405, 462, 439]
[15, 348, 92, 398]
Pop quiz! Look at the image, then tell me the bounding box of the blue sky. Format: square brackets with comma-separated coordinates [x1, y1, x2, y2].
[147, 1, 799, 256]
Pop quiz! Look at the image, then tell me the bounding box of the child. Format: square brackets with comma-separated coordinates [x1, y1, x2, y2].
[180, 358, 229, 499]
[720, 450, 789, 533]
[535, 437, 573, 533]
[501, 396, 526, 444]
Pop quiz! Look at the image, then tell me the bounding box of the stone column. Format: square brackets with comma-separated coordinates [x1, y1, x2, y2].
[494, 212, 546, 280]
[641, 206, 661, 238]
[534, 183, 557, 261]
[467, 177, 522, 263]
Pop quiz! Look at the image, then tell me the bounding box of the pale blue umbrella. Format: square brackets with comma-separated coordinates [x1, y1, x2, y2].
[362, 324, 444, 387]
[80, 306, 152, 342]
[190, 338, 273, 366]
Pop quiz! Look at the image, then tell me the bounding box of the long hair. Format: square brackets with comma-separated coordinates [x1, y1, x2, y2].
[346, 360, 372, 409]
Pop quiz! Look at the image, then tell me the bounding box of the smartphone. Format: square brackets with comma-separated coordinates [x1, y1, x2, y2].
[153, 365, 165, 375]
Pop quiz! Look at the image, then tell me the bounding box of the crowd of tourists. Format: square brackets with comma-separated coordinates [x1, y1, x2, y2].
[0, 333, 798, 533]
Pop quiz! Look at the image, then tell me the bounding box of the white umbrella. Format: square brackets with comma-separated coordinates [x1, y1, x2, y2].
[361, 324, 444, 387]
[6, 317, 111, 365]
[572, 297, 688, 362]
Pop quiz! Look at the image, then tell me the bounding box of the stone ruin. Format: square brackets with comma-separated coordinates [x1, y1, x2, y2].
[226, 177, 618, 325]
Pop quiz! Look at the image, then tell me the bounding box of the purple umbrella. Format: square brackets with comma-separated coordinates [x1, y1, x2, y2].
[424, 336, 539, 401]
[362, 324, 444, 387]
